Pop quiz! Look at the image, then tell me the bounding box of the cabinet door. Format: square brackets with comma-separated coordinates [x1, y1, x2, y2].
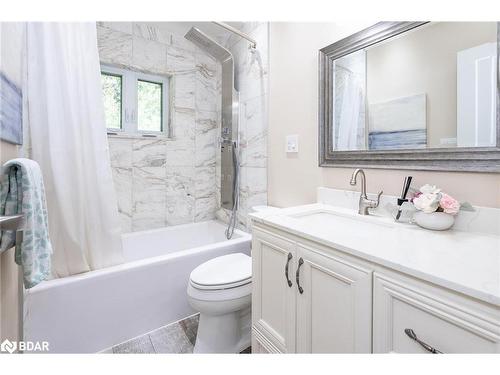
[252, 227, 297, 353]
[251, 340, 270, 354]
[295, 243, 373, 353]
[373, 272, 500, 353]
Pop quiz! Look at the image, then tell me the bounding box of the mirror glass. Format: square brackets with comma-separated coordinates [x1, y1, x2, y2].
[331, 22, 498, 151]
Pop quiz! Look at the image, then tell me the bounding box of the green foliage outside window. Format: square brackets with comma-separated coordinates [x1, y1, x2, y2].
[138, 80, 162, 132]
[101, 73, 122, 129]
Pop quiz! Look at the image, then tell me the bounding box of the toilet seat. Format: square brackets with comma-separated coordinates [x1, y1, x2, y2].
[190, 278, 251, 290]
[187, 281, 252, 302]
[189, 253, 251, 291]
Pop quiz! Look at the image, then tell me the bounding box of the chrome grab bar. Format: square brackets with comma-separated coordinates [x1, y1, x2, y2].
[0, 214, 25, 231]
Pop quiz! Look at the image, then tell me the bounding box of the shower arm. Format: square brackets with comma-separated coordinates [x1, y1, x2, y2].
[212, 21, 257, 49]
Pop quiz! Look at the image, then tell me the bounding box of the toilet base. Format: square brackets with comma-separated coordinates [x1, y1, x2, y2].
[194, 306, 251, 353]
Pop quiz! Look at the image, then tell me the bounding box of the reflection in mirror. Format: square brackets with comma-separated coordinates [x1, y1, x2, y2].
[331, 22, 498, 152]
[333, 50, 366, 151]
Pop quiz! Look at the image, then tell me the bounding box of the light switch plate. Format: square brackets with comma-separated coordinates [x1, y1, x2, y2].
[286, 134, 299, 153]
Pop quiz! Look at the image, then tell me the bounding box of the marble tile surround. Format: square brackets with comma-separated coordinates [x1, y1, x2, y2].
[216, 22, 269, 231]
[98, 22, 221, 232]
[99, 22, 267, 233]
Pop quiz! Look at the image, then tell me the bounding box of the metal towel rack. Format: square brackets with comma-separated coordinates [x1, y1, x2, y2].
[0, 214, 25, 231]
[0, 214, 25, 255]
[0, 213, 25, 346]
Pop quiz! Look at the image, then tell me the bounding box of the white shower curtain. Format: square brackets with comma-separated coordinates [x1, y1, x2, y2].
[337, 71, 364, 151]
[26, 23, 123, 277]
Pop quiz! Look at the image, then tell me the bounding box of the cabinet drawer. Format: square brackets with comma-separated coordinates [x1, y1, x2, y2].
[373, 272, 500, 353]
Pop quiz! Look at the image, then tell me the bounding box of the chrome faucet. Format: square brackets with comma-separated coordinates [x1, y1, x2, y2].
[349, 169, 383, 215]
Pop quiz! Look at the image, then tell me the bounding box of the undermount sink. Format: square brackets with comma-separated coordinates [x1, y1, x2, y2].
[287, 208, 394, 230]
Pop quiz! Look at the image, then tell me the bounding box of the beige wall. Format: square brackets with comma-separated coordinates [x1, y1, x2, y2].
[367, 22, 497, 147]
[0, 21, 24, 342]
[268, 22, 500, 209]
[0, 141, 22, 342]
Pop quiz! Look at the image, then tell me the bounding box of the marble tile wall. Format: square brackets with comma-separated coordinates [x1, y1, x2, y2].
[216, 23, 269, 231]
[98, 22, 221, 232]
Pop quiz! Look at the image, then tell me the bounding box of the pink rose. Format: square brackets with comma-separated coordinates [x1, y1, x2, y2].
[410, 191, 422, 202]
[439, 193, 460, 215]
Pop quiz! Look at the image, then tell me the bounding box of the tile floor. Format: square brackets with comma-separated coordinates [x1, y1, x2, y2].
[112, 314, 251, 354]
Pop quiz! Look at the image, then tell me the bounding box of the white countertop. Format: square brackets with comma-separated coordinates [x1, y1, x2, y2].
[250, 200, 500, 307]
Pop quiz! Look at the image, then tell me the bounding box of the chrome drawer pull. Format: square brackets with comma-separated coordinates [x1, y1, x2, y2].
[296, 257, 304, 294]
[285, 253, 293, 287]
[404, 329, 442, 354]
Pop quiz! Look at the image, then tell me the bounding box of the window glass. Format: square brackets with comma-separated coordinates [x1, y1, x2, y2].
[137, 80, 163, 132]
[100, 66, 168, 134]
[101, 73, 122, 129]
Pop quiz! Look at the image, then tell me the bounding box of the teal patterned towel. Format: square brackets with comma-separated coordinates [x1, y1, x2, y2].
[0, 158, 52, 288]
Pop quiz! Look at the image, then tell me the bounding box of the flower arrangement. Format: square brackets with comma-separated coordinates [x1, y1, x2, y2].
[411, 184, 461, 215]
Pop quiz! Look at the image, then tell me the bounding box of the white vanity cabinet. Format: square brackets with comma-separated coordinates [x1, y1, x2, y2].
[252, 225, 373, 353]
[251, 222, 500, 354]
[295, 242, 373, 353]
[251, 227, 297, 353]
[373, 271, 500, 353]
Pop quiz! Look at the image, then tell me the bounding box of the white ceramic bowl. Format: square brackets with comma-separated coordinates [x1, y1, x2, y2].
[413, 211, 455, 231]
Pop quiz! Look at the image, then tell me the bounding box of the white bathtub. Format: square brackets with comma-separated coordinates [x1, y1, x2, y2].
[23, 220, 251, 353]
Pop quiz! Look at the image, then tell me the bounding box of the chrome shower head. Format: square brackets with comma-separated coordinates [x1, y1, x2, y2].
[184, 27, 232, 62]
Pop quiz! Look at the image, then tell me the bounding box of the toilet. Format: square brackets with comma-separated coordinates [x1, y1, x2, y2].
[187, 253, 252, 353]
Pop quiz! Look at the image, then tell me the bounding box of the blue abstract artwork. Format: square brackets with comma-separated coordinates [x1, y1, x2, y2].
[0, 71, 23, 145]
[368, 93, 427, 150]
[369, 129, 426, 150]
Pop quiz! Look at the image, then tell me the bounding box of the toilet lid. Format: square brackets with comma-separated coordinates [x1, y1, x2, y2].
[190, 253, 251, 290]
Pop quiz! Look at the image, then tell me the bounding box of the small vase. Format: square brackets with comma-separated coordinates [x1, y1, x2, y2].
[413, 211, 455, 231]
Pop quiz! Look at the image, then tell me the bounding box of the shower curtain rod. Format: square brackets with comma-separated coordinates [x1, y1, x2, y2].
[212, 21, 257, 49]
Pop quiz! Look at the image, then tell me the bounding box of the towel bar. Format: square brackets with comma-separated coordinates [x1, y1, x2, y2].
[0, 214, 25, 231]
